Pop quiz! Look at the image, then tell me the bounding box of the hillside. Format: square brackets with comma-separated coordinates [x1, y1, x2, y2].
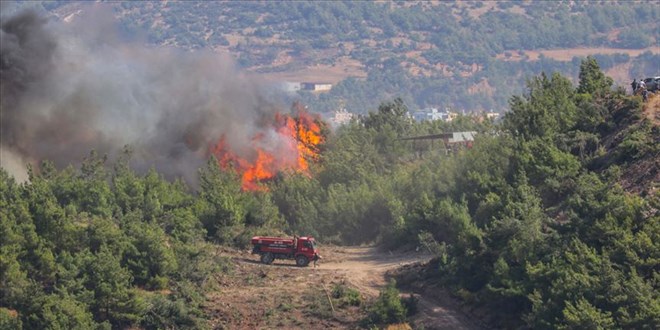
[31, 0, 660, 114]
[386, 62, 660, 328]
[604, 93, 660, 196]
[1, 3, 659, 330]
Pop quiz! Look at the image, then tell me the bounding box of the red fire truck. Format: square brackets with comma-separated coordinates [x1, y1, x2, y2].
[250, 236, 319, 267]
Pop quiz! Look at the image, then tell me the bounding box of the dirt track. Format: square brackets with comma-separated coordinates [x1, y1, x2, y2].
[644, 93, 659, 126]
[319, 246, 431, 297]
[320, 247, 483, 330]
[207, 246, 483, 329]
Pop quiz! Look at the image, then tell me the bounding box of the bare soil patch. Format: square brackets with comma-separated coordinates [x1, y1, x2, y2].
[644, 92, 660, 126]
[392, 262, 487, 330]
[206, 246, 483, 329]
[259, 58, 367, 84]
[497, 46, 660, 62]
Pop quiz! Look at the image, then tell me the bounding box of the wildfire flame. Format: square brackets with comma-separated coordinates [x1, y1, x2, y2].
[209, 109, 324, 191]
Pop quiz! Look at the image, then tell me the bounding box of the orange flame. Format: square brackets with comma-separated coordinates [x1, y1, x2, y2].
[209, 109, 324, 191]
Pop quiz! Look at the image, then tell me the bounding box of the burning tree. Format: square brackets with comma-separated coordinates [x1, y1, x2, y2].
[208, 106, 325, 191]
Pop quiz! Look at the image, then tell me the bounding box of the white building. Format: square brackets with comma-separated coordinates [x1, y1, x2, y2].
[301, 82, 333, 92]
[329, 108, 355, 126]
[409, 108, 458, 122]
[279, 81, 301, 93]
[485, 112, 501, 121]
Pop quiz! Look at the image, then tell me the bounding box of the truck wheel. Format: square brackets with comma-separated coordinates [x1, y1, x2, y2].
[296, 255, 309, 267]
[261, 252, 274, 265]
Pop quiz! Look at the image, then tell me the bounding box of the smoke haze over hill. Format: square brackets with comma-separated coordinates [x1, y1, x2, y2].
[0, 5, 284, 184]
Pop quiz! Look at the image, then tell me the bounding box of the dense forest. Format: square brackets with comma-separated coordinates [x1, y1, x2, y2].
[30, 1, 660, 114]
[1, 56, 658, 328]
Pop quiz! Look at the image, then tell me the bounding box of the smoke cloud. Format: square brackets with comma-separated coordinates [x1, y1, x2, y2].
[1, 5, 285, 185]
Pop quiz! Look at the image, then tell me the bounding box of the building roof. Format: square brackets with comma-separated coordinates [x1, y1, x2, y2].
[400, 131, 477, 143]
[448, 131, 476, 143]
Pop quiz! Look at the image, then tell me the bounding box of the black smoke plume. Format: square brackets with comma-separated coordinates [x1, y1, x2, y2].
[0, 5, 283, 184]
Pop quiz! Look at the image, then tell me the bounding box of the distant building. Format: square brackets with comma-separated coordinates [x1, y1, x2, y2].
[280, 81, 302, 93]
[409, 108, 458, 122]
[472, 111, 502, 123]
[400, 131, 477, 153]
[485, 111, 500, 120]
[410, 110, 426, 122]
[410, 109, 430, 122]
[301, 82, 333, 92]
[330, 108, 355, 126]
[447, 131, 476, 147]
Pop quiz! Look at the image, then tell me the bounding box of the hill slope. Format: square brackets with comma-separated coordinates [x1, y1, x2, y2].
[590, 93, 660, 196]
[36, 1, 660, 113]
[617, 94, 660, 195]
[384, 73, 660, 328]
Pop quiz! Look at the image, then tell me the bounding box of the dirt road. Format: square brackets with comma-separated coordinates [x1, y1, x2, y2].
[319, 246, 430, 297]
[206, 246, 483, 329]
[319, 246, 483, 330]
[644, 93, 659, 125]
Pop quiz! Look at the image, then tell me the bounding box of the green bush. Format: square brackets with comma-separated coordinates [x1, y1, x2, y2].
[147, 275, 170, 291]
[617, 122, 654, 161]
[332, 284, 362, 307]
[365, 280, 407, 325]
[304, 289, 333, 319]
[141, 294, 205, 330]
[0, 308, 22, 330]
[26, 294, 97, 330]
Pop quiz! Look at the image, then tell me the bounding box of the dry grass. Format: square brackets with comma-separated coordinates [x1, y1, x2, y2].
[203, 246, 468, 329]
[258, 57, 367, 84]
[496, 46, 660, 62]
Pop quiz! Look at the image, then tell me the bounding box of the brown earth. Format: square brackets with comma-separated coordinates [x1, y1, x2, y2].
[644, 91, 660, 126]
[258, 58, 367, 85]
[251, 45, 659, 91]
[496, 46, 660, 62]
[206, 246, 483, 329]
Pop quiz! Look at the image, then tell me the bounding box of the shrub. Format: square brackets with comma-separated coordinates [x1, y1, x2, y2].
[332, 284, 362, 307]
[0, 308, 22, 330]
[147, 275, 169, 291]
[304, 289, 333, 319]
[365, 280, 407, 325]
[25, 294, 97, 330]
[141, 294, 204, 330]
[617, 122, 653, 161]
